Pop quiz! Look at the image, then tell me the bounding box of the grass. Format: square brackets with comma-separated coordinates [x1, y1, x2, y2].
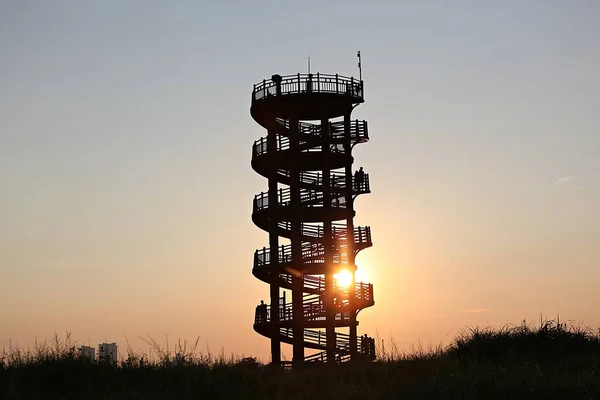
[2, 318, 600, 399]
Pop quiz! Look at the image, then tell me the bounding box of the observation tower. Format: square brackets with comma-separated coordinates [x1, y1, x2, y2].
[250, 71, 375, 367]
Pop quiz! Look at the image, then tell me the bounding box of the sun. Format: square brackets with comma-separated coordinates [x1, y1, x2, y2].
[334, 270, 353, 288]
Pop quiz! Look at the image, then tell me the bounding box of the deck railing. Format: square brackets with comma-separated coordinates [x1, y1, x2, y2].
[252, 73, 363, 102]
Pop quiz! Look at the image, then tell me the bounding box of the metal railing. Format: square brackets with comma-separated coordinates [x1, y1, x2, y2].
[272, 327, 351, 349]
[275, 274, 373, 303]
[275, 118, 368, 142]
[252, 134, 345, 158]
[253, 322, 376, 363]
[272, 221, 372, 249]
[262, 328, 375, 364]
[253, 188, 348, 212]
[275, 169, 370, 194]
[254, 298, 352, 325]
[252, 119, 368, 159]
[253, 242, 351, 269]
[252, 73, 363, 102]
[304, 334, 375, 364]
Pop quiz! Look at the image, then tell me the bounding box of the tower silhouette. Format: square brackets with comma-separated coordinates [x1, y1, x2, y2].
[250, 72, 375, 367]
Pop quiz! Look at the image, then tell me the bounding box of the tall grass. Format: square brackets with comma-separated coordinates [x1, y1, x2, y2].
[2, 318, 600, 399]
[447, 317, 600, 364]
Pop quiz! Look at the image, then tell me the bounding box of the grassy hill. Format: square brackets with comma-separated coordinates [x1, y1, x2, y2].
[2, 319, 600, 399]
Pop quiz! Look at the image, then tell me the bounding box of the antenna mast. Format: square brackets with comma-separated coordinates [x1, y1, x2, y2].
[308, 54, 311, 74]
[357, 51, 362, 81]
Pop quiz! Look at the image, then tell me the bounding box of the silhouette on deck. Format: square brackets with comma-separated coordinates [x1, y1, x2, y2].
[249, 72, 376, 367]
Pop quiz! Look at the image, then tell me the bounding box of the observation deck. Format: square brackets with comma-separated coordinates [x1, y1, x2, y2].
[249, 71, 375, 366]
[250, 73, 364, 125]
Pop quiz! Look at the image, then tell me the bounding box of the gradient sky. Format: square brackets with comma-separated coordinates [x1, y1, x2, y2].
[1, 1, 599, 361]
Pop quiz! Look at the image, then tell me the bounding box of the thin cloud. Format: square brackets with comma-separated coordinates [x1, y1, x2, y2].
[460, 308, 492, 313]
[550, 176, 574, 187]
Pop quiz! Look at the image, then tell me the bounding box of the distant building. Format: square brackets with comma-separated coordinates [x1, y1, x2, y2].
[79, 345, 95, 361]
[98, 342, 118, 364]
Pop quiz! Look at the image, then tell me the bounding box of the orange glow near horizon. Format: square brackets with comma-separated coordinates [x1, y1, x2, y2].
[3, 1, 600, 366]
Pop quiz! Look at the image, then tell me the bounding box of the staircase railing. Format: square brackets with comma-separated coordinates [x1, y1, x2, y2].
[252, 117, 368, 159]
[275, 118, 368, 142]
[269, 222, 372, 249]
[253, 134, 345, 158]
[253, 188, 348, 212]
[275, 274, 373, 304]
[254, 243, 351, 268]
[275, 169, 370, 194]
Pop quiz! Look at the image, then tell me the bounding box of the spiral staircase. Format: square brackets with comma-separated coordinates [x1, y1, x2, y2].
[250, 73, 375, 367]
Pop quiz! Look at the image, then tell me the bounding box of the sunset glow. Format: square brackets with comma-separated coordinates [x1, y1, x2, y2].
[1, 1, 599, 368]
[334, 270, 354, 288]
[355, 267, 368, 285]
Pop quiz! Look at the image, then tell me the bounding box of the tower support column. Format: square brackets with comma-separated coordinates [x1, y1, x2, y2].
[344, 113, 358, 359]
[289, 117, 305, 365]
[267, 117, 281, 364]
[321, 118, 336, 364]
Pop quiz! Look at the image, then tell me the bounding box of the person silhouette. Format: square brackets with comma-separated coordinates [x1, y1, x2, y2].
[259, 300, 267, 322]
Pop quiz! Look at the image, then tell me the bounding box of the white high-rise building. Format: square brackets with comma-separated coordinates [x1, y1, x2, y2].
[79, 345, 95, 361]
[98, 343, 118, 364]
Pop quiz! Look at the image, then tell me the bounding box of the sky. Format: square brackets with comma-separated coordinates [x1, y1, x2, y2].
[1, 0, 599, 361]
